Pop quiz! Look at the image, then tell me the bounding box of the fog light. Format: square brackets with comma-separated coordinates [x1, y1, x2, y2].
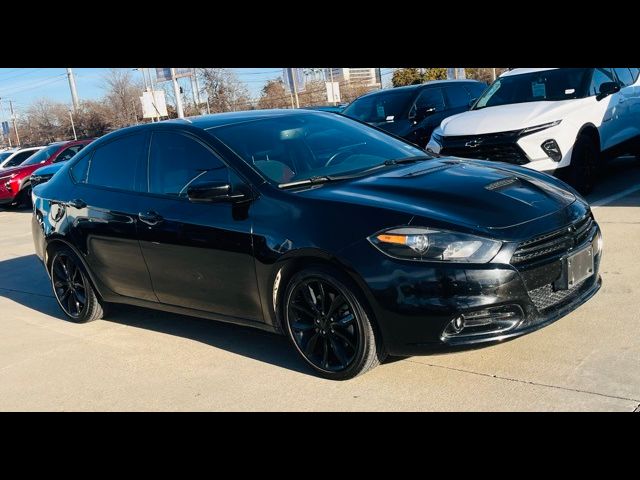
[541, 139, 562, 162]
[452, 315, 465, 333]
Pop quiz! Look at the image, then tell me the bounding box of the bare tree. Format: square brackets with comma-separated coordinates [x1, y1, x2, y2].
[465, 68, 508, 84]
[102, 68, 143, 128]
[199, 68, 252, 113]
[257, 78, 290, 109]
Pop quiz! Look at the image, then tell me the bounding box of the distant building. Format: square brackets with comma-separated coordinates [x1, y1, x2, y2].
[283, 68, 382, 91]
[325, 68, 382, 88]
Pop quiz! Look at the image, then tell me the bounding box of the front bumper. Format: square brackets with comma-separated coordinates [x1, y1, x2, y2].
[340, 223, 602, 356]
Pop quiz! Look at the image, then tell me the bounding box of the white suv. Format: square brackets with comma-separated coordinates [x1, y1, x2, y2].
[426, 68, 640, 193]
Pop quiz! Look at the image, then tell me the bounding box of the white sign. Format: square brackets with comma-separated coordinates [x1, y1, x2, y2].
[155, 68, 193, 83]
[326, 81, 341, 103]
[140, 90, 168, 118]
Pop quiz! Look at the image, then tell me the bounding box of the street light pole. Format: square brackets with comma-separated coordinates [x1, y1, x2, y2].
[170, 68, 185, 118]
[68, 110, 77, 140]
[491, 68, 497, 82]
[289, 68, 300, 109]
[328, 68, 336, 106]
[9, 100, 20, 146]
[66, 68, 79, 112]
[0, 99, 11, 148]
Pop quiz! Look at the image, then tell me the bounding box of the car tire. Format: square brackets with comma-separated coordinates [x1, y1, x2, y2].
[283, 265, 386, 380]
[50, 246, 106, 323]
[15, 186, 32, 208]
[567, 134, 599, 194]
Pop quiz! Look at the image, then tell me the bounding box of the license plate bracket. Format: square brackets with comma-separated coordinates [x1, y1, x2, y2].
[555, 245, 594, 290]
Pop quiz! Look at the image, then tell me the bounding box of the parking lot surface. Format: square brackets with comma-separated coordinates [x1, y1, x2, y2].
[1, 157, 639, 411]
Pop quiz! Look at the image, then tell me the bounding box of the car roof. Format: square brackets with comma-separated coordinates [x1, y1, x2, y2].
[350, 79, 485, 100]
[168, 109, 336, 129]
[500, 68, 559, 77]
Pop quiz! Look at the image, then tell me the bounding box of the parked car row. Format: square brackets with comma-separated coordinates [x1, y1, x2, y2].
[338, 68, 640, 194]
[0, 140, 93, 207]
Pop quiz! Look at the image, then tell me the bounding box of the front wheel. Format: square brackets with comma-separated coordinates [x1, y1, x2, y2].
[566, 135, 599, 194]
[283, 266, 385, 380]
[50, 247, 106, 323]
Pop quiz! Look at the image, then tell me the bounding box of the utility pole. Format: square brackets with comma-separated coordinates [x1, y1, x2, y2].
[148, 68, 161, 122]
[491, 68, 497, 82]
[66, 68, 79, 112]
[131, 99, 139, 125]
[205, 97, 211, 115]
[0, 99, 11, 148]
[328, 68, 337, 106]
[68, 110, 77, 140]
[288, 68, 300, 109]
[9, 101, 20, 146]
[170, 68, 185, 118]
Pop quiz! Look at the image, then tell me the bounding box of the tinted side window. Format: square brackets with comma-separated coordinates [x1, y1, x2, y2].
[444, 85, 471, 108]
[5, 150, 35, 167]
[413, 88, 445, 113]
[629, 68, 640, 83]
[54, 145, 84, 163]
[86, 133, 146, 191]
[589, 68, 615, 95]
[613, 68, 634, 87]
[148, 132, 228, 197]
[466, 83, 487, 100]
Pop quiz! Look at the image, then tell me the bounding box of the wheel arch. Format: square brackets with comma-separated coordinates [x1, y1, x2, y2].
[577, 123, 601, 152]
[268, 249, 378, 335]
[45, 237, 107, 302]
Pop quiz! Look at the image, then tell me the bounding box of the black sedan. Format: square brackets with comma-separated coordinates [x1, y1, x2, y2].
[31, 110, 602, 380]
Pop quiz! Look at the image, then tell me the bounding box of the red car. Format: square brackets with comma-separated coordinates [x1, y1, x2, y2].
[0, 139, 93, 207]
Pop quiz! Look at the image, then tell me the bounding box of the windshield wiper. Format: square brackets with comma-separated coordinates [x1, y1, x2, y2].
[279, 176, 334, 189]
[278, 156, 433, 189]
[382, 155, 433, 166]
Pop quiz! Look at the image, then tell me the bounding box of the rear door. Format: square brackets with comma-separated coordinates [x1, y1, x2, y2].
[68, 132, 157, 302]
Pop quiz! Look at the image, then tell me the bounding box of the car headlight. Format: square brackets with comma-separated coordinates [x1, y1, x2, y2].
[368, 227, 502, 263]
[520, 120, 562, 136]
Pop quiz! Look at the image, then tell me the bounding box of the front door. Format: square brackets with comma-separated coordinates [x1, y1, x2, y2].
[136, 130, 263, 321]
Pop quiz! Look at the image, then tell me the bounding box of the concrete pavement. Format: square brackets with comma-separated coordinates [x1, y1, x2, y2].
[0, 157, 639, 411]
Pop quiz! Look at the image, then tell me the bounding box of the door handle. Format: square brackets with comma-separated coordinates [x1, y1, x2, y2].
[618, 97, 626, 103]
[138, 211, 163, 226]
[68, 198, 86, 209]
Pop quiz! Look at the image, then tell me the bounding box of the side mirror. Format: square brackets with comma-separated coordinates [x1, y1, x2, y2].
[596, 82, 621, 101]
[187, 181, 245, 203]
[469, 97, 478, 107]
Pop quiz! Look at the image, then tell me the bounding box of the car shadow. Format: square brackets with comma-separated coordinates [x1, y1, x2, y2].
[0, 254, 317, 376]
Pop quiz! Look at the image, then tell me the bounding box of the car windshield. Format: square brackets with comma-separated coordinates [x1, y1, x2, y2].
[209, 113, 427, 184]
[473, 68, 591, 109]
[342, 89, 414, 123]
[21, 144, 59, 166]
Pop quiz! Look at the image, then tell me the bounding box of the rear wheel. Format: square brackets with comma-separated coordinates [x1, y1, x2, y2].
[566, 135, 599, 194]
[283, 266, 386, 380]
[50, 247, 105, 323]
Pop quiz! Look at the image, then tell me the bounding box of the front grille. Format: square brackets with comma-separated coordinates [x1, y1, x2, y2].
[528, 279, 587, 312]
[440, 130, 530, 165]
[511, 214, 596, 265]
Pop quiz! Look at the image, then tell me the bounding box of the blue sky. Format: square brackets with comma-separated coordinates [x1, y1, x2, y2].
[0, 68, 287, 115]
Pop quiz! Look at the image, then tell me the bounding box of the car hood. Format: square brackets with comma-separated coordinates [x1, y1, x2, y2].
[0, 164, 36, 177]
[440, 99, 584, 135]
[32, 162, 64, 177]
[298, 158, 576, 231]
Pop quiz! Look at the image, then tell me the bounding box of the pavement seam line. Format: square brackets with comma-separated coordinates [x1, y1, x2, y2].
[634, 404, 640, 413]
[0, 286, 54, 299]
[403, 359, 640, 403]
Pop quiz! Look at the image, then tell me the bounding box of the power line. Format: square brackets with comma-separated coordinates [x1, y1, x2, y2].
[0, 68, 47, 84]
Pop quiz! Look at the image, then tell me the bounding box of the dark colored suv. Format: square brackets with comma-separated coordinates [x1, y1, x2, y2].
[341, 80, 487, 148]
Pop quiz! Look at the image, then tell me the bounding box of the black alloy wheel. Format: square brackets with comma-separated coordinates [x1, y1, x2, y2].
[50, 247, 105, 323]
[284, 267, 385, 380]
